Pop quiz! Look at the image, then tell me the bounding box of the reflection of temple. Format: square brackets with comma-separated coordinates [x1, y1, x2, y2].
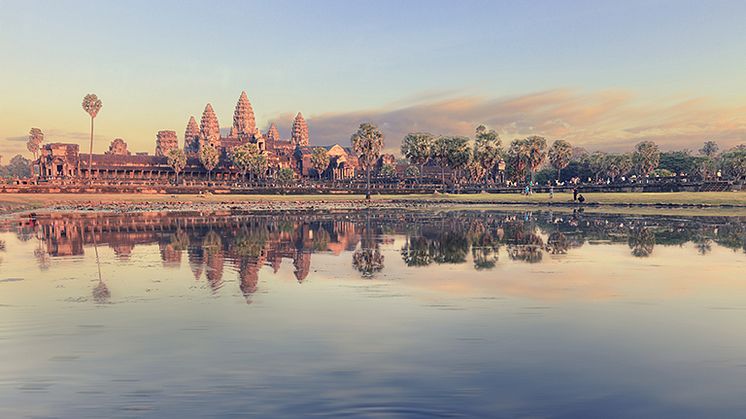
[34, 91, 383, 182]
[30, 213, 365, 301]
[22, 211, 746, 303]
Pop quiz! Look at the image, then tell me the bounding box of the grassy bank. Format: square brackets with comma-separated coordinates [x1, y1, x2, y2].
[1, 191, 745, 209]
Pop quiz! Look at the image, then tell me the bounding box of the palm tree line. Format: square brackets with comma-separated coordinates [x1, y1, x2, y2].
[18, 97, 746, 186]
[400, 127, 746, 186]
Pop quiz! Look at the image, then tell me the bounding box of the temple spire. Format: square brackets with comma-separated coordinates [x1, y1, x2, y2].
[184, 116, 200, 155]
[233, 91, 256, 138]
[291, 112, 309, 147]
[265, 123, 280, 144]
[200, 103, 221, 149]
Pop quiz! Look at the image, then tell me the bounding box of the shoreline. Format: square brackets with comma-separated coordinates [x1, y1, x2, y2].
[2, 191, 746, 218]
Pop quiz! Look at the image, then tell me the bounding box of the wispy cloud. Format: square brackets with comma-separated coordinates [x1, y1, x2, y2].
[1, 130, 111, 158]
[301, 89, 746, 153]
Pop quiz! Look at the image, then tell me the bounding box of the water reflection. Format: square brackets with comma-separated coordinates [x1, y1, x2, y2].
[3, 209, 746, 417]
[5, 209, 746, 300]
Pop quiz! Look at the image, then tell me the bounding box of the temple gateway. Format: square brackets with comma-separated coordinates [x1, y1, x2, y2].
[35, 91, 379, 182]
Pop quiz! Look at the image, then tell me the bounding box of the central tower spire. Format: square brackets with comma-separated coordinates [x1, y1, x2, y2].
[233, 91, 256, 138]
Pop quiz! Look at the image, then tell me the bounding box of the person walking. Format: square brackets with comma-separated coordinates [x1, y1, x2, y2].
[572, 187, 578, 201]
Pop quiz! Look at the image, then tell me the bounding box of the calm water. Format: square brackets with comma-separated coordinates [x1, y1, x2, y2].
[1, 209, 746, 418]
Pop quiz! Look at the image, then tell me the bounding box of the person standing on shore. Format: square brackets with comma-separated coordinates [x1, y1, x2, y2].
[573, 187, 578, 201]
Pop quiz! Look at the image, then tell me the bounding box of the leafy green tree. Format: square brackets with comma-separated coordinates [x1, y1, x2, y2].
[401, 132, 434, 183]
[585, 151, 608, 181]
[698, 141, 719, 179]
[310, 147, 330, 180]
[633, 141, 661, 178]
[432, 136, 453, 185]
[379, 164, 396, 178]
[198, 145, 220, 181]
[473, 125, 502, 184]
[275, 167, 295, 184]
[431, 136, 471, 186]
[447, 136, 472, 183]
[230, 143, 259, 183]
[719, 147, 746, 180]
[659, 150, 696, 176]
[548, 139, 572, 181]
[27, 128, 43, 160]
[699, 141, 719, 157]
[249, 154, 268, 181]
[618, 153, 633, 178]
[603, 153, 632, 182]
[3, 155, 32, 178]
[351, 122, 384, 200]
[166, 148, 187, 185]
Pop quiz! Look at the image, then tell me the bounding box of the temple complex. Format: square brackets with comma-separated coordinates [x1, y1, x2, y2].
[35, 91, 366, 182]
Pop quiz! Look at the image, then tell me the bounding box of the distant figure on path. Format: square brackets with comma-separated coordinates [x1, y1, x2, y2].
[577, 194, 585, 204]
[572, 187, 578, 201]
[549, 185, 554, 199]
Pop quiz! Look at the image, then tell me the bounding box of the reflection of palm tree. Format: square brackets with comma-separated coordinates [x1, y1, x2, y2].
[693, 235, 712, 255]
[504, 220, 544, 263]
[400, 236, 434, 267]
[714, 223, 746, 253]
[92, 280, 110, 304]
[353, 213, 384, 278]
[34, 247, 51, 270]
[546, 232, 568, 254]
[628, 227, 656, 257]
[353, 247, 384, 278]
[471, 232, 499, 270]
[507, 245, 543, 263]
[91, 227, 109, 303]
[432, 231, 469, 264]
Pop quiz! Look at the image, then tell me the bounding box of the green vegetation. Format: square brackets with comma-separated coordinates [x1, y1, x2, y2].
[198, 145, 220, 181]
[351, 122, 385, 199]
[166, 148, 187, 185]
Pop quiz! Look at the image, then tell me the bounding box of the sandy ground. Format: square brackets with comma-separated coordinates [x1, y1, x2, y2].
[1, 191, 745, 217]
[1, 191, 745, 205]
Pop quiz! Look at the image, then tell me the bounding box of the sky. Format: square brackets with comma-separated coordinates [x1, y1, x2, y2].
[1, 0, 745, 158]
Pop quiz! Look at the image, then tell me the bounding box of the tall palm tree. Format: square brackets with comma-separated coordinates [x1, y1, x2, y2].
[525, 136, 547, 190]
[548, 139, 572, 182]
[351, 123, 384, 200]
[82, 94, 102, 180]
[473, 125, 502, 185]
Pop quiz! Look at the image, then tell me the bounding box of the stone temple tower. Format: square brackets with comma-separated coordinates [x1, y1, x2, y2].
[232, 91, 256, 139]
[265, 123, 280, 149]
[155, 130, 178, 157]
[184, 116, 200, 155]
[291, 112, 309, 147]
[199, 103, 221, 149]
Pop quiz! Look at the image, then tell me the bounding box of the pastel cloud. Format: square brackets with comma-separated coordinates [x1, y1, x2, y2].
[3, 89, 744, 159]
[301, 89, 746, 153]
